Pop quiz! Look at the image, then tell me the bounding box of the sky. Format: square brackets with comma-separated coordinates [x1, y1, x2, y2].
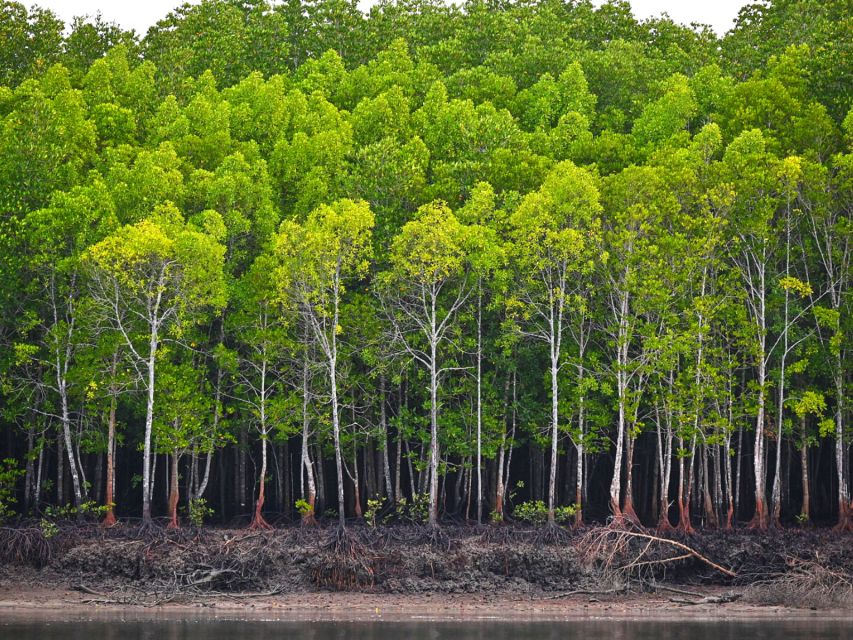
[32, 1, 748, 36]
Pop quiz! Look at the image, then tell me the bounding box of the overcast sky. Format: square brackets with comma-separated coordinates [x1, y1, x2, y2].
[32, 1, 748, 37]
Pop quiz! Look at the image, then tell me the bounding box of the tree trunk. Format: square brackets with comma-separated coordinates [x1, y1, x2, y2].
[622, 431, 640, 524]
[656, 403, 674, 531]
[475, 287, 484, 524]
[380, 376, 393, 503]
[548, 346, 559, 525]
[250, 432, 272, 530]
[330, 351, 346, 528]
[609, 289, 630, 522]
[300, 353, 317, 525]
[800, 420, 810, 524]
[167, 449, 180, 529]
[833, 358, 851, 530]
[141, 329, 157, 527]
[103, 388, 118, 526]
[702, 444, 717, 528]
[428, 339, 440, 527]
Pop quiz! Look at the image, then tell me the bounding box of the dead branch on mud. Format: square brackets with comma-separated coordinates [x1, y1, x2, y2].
[578, 526, 736, 585]
[670, 593, 742, 605]
[542, 587, 625, 600]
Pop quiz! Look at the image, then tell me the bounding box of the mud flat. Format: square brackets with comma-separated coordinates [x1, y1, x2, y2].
[1, 525, 852, 617]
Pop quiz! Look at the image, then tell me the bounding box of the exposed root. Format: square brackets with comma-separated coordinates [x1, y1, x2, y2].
[0, 526, 52, 567]
[311, 526, 375, 590]
[745, 554, 853, 608]
[535, 522, 571, 545]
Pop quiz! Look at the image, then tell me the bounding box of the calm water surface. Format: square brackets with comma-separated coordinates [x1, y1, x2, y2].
[1, 619, 851, 639]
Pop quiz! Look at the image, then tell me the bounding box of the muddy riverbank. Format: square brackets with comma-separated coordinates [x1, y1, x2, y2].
[1, 525, 851, 614]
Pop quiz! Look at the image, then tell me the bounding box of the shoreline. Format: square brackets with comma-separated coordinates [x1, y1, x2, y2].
[1, 586, 850, 623]
[2, 526, 853, 623]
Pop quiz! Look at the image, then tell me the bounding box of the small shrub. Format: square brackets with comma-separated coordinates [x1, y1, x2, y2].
[394, 493, 430, 524]
[187, 497, 213, 527]
[43, 499, 109, 521]
[0, 458, 24, 522]
[365, 496, 385, 528]
[295, 498, 314, 518]
[39, 518, 59, 539]
[513, 500, 577, 525]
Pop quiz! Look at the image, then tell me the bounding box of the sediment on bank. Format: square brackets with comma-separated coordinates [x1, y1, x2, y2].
[1, 524, 851, 609]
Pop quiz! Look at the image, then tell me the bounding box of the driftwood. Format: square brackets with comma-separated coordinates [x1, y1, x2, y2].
[543, 587, 625, 600]
[670, 593, 742, 605]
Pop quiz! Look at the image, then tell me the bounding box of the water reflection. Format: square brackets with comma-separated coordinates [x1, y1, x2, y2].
[0, 620, 850, 640]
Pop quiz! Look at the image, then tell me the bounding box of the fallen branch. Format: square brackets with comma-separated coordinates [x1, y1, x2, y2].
[622, 532, 736, 577]
[670, 593, 742, 606]
[651, 583, 705, 598]
[543, 587, 625, 600]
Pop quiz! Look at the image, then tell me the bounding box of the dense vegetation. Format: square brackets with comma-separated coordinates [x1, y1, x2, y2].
[0, 0, 850, 533]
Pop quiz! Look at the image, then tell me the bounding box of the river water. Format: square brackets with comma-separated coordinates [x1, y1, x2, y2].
[1, 619, 851, 639]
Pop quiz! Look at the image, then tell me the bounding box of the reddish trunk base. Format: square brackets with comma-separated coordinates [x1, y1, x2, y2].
[833, 500, 853, 532]
[102, 510, 117, 528]
[678, 501, 695, 534]
[249, 493, 273, 531]
[249, 511, 272, 530]
[301, 495, 318, 527]
[621, 499, 641, 527]
[167, 493, 180, 529]
[724, 503, 734, 530]
[609, 499, 640, 529]
[747, 497, 769, 530]
[657, 509, 675, 533]
[609, 498, 622, 526]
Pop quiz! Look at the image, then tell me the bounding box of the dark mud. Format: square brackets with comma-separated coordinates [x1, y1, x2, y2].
[1, 524, 852, 608]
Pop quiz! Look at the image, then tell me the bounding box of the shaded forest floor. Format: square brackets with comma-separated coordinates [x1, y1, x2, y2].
[1, 523, 852, 613]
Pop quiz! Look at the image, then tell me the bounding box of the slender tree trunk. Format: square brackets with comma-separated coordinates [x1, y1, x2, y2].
[735, 418, 744, 523]
[314, 443, 326, 514]
[35, 442, 44, 508]
[141, 326, 158, 526]
[834, 356, 851, 530]
[250, 432, 271, 530]
[59, 382, 83, 510]
[772, 230, 792, 527]
[476, 288, 483, 524]
[677, 437, 692, 533]
[301, 353, 317, 525]
[24, 430, 34, 512]
[57, 434, 65, 506]
[657, 401, 674, 531]
[623, 431, 640, 524]
[800, 417, 811, 524]
[103, 380, 118, 526]
[167, 449, 180, 529]
[548, 345, 559, 525]
[428, 338, 440, 527]
[495, 375, 510, 523]
[575, 346, 587, 526]
[749, 262, 769, 529]
[330, 349, 346, 527]
[193, 365, 222, 504]
[610, 288, 630, 522]
[352, 423, 363, 519]
[380, 376, 393, 503]
[702, 444, 717, 527]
